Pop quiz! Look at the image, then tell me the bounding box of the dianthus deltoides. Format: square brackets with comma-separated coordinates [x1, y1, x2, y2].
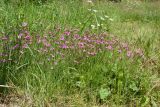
[0, 29, 144, 64]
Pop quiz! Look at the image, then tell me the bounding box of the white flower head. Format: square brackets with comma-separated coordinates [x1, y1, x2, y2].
[93, 9, 97, 13]
[88, 9, 92, 11]
[104, 15, 109, 18]
[109, 18, 114, 21]
[100, 16, 105, 21]
[91, 25, 96, 29]
[97, 23, 100, 27]
[22, 22, 28, 27]
[87, 0, 93, 3]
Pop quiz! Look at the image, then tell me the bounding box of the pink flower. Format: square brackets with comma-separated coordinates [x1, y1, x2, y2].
[60, 35, 65, 40]
[24, 35, 31, 41]
[24, 31, 29, 35]
[18, 33, 23, 39]
[95, 40, 101, 44]
[83, 36, 89, 41]
[74, 34, 80, 40]
[83, 36, 91, 42]
[106, 45, 113, 50]
[100, 40, 105, 44]
[61, 44, 68, 49]
[118, 49, 122, 53]
[78, 42, 85, 48]
[44, 43, 51, 47]
[96, 40, 104, 44]
[127, 51, 133, 58]
[64, 31, 70, 36]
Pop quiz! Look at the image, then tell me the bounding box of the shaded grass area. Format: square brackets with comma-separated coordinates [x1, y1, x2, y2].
[0, 0, 160, 106]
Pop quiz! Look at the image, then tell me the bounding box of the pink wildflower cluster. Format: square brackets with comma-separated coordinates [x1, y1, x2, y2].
[0, 29, 144, 64]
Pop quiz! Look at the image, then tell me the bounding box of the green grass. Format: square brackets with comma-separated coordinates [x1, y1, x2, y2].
[0, 0, 160, 106]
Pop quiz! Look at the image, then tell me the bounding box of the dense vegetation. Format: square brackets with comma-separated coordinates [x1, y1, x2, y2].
[0, 0, 160, 106]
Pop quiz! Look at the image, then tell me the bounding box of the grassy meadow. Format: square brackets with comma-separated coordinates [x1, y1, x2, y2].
[0, 0, 160, 106]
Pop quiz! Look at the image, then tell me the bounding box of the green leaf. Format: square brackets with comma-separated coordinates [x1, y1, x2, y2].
[129, 83, 139, 91]
[151, 97, 157, 107]
[141, 96, 150, 107]
[99, 88, 110, 100]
